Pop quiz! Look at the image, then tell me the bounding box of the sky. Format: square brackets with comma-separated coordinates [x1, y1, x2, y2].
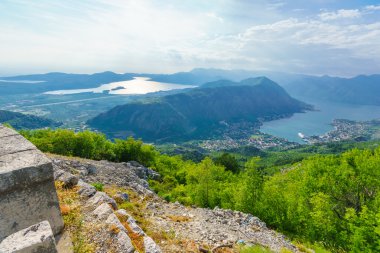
[0, 0, 380, 76]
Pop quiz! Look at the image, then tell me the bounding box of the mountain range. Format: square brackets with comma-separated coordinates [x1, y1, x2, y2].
[283, 74, 380, 105]
[87, 77, 311, 142]
[2, 68, 379, 106]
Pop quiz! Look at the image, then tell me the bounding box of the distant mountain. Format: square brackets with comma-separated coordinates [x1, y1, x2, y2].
[88, 77, 311, 142]
[0, 110, 61, 129]
[3, 69, 379, 106]
[283, 74, 380, 106]
[0, 69, 301, 95]
[0, 72, 135, 95]
[144, 68, 304, 85]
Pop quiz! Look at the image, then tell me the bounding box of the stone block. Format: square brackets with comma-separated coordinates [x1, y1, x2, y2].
[0, 126, 64, 240]
[0, 220, 58, 253]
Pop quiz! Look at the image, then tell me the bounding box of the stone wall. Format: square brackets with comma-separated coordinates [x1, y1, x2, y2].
[0, 125, 63, 241]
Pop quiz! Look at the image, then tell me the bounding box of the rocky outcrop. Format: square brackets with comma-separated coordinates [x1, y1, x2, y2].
[52, 158, 162, 253]
[51, 158, 154, 196]
[51, 154, 300, 252]
[0, 125, 63, 241]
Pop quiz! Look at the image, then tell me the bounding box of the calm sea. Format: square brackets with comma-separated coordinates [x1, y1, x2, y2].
[261, 99, 380, 143]
[45, 77, 196, 95]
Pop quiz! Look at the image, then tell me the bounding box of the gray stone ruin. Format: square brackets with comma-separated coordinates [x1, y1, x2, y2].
[0, 125, 64, 252]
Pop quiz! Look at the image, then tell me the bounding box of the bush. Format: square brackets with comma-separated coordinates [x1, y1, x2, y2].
[91, 182, 104, 191]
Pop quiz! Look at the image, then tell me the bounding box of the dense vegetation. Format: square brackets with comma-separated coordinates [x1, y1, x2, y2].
[88, 77, 311, 141]
[20, 128, 380, 252]
[0, 110, 61, 129]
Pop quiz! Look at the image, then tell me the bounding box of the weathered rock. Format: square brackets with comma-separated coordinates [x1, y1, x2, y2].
[0, 126, 63, 240]
[77, 180, 97, 199]
[143, 236, 162, 253]
[0, 220, 58, 253]
[51, 157, 156, 195]
[93, 203, 114, 220]
[115, 209, 131, 221]
[127, 161, 161, 181]
[55, 230, 74, 253]
[127, 217, 145, 236]
[115, 231, 135, 253]
[106, 213, 128, 234]
[76, 164, 97, 176]
[53, 168, 65, 180]
[113, 192, 129, 203]
[87, 191, 117, 210]
[244, 214, 267, 228]
[56, 171, 79, 188]
[86, 164, 97, 175]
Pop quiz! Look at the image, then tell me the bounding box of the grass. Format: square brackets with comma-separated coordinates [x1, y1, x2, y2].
[104, 185, 152, 231]
[293, 241, 332, 253]
[167, 215, 192, 222]
[56, 181, 95, 253]
[123, 222, 145, 253]
[239, 245, 273, 253]
[91, 182, 104, 191]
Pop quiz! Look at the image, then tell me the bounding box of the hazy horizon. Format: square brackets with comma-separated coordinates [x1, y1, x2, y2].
[1, 67, 380, 79]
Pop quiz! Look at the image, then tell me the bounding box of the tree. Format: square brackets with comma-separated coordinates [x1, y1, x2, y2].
[214, 153, 240, 173]
[186, 157, 227, 207]
[235, 157, 263, 214]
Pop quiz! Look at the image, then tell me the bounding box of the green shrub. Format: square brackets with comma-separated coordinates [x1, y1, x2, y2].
[91, 182, 104, 191]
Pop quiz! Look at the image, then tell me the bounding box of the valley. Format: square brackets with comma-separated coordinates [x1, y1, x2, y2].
[2, 70, 380, 253]
[2, 69, 380, 151]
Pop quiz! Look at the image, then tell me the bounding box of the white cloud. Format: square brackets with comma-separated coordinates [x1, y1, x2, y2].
[365, 5, 380, 11]
[205, 12, 224, 23]
[319, 9, 361, 21]
[192, 15, 380, 75]
[0, 0, 379, 76]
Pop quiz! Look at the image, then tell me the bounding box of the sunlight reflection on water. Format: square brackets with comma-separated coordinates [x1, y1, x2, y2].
[45, 77, 196, 95]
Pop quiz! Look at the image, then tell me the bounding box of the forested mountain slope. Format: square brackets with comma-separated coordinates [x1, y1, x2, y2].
[88, 77, 311, 142]
[0, 110, 61, 129]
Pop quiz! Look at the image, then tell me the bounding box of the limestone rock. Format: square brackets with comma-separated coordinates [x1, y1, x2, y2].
[55, 230, 74, 253]
[77, 180, 97, 199]
[53, 168, 65, 180]
[87, 191, 117, 210]
[106, 213, 128, 234]
[127, 217, 145, 236]
[115, 209, 131, 221]
[0, 220, 58, 253]
[0, 127, 63, 240]
[113, 192, 129, 203]
[126, 161, 161, 181]
[93, 203, 114, 220]
[116, 231, 135, 253]
[143, 236, 162, 253]
[56, 171, 79, 188]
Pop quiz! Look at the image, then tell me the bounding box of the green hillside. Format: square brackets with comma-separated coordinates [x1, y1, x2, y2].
[88, 77, 311, 142]
[0, 110, 61, 129]
[19, 127, 380, 252]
